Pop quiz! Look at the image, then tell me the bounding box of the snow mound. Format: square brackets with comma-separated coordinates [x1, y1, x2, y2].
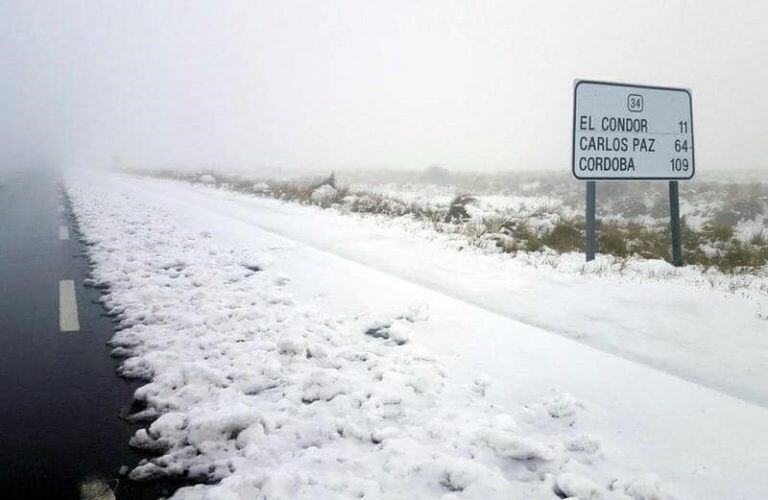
[555, 472, 603, 499]
[611, 473, 677, 500]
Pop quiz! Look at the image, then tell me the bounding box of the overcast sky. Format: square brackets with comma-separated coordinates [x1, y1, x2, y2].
[2, 0, 767, 173]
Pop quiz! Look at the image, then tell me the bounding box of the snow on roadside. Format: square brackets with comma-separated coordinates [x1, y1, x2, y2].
[209, 178, 768, 308]
[67, 183, 679, 499]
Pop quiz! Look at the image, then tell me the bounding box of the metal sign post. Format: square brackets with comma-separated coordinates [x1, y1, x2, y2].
[586, 181, 596, 261]
[572, 80, 694, 265]
[669, 180, 683, 266]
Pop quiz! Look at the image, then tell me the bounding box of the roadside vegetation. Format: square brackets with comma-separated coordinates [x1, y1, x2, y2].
[136, 168, 768, 274]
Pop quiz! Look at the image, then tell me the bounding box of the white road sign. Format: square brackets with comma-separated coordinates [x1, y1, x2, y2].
[572, 81, 694, 180]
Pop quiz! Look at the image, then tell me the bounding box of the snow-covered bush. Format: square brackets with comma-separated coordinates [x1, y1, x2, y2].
[252, 182, 271, 195]
[310, 184, 338, 207]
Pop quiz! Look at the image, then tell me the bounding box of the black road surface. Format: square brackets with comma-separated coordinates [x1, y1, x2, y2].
[0, 172, 189, 499]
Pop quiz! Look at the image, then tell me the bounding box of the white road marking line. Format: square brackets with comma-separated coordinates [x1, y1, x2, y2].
[59, 225, 69, 240]
[59, 280, 80, 333]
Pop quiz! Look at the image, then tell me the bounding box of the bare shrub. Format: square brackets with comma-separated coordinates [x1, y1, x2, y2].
[701, 223, 735, 242]
[541, 220, 583, 252]
[444, 194, 477, 223]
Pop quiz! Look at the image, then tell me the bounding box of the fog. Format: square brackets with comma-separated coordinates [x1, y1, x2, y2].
[2, 0, 767, 174]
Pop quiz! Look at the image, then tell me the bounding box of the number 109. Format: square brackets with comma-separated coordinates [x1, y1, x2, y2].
[670, 158, 689, 172]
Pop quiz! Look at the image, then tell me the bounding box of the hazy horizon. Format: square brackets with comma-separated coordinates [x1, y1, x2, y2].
[2, 1, 767, 174]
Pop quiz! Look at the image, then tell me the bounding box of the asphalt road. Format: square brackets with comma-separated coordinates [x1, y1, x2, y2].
[0, 172, 188, 499]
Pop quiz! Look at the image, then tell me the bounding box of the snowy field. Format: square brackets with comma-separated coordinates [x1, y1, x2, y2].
[66, 172, 768, 499]
[346, 174, 768, 266]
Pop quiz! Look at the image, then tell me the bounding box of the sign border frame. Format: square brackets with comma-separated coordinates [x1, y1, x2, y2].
[571, 79, 695, 181]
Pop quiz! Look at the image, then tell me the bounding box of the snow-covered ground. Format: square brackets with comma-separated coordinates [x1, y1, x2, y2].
[151, 176, 768, 406]
[66, 172, 768, 499]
